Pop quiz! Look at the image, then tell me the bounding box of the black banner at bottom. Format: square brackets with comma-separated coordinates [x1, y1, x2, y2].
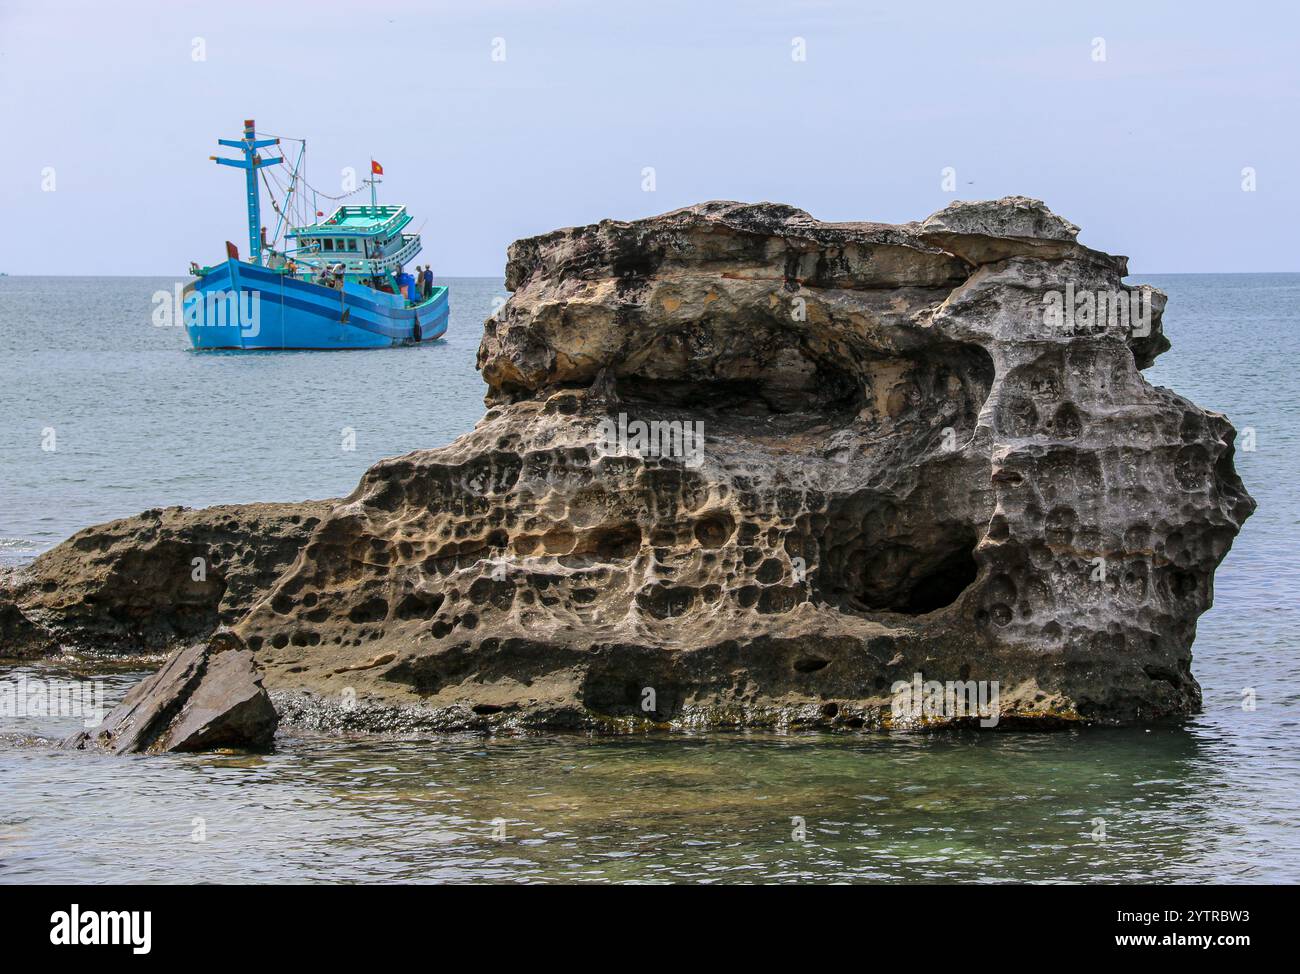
[0, 883, 1288, 959]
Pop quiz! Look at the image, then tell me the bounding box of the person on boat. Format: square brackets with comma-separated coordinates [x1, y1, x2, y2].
[421, 266, 434, 300]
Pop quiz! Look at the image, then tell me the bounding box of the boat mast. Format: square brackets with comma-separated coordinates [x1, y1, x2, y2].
[365, 162, 381, 216]
[211, 119, 283, 265]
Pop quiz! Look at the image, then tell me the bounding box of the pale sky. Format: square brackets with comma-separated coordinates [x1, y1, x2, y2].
[0, 0, 1296, 275]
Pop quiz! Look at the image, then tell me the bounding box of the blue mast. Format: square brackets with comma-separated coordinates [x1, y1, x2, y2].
[211, 119, 283, 265]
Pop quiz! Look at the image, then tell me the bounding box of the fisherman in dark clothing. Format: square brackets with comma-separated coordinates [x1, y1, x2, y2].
[421, 265, 434, 300]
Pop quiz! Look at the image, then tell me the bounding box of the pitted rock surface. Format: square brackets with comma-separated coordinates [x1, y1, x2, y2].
[240, 199, 1254, 727]
[4, 199, 1254, 731]
[1, 502, 329, 654]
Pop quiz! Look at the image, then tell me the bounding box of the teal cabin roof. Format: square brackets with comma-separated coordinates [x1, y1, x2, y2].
[289, 204, 410, 240]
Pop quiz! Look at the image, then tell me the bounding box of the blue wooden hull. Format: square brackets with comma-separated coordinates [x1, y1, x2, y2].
[182, 259, 448, 350]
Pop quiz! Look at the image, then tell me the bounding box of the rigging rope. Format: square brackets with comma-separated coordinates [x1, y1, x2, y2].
[252, 134, 378, 266]
[260, 135, 370, 205]
[299, 179, 367, 203]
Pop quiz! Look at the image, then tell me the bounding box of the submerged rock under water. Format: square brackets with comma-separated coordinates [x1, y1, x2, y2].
[1, 197, 1255, 744]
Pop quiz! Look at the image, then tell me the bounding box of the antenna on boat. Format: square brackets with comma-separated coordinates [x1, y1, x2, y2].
[210, 119, 284, 265]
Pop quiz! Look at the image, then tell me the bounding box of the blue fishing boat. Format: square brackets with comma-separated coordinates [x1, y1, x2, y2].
[184, 120, 447, 350]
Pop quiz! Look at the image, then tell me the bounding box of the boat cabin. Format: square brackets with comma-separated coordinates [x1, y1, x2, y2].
[287, 204, 422, 284]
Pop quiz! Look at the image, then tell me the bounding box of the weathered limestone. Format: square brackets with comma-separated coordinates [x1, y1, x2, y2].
[1, 502, 329, 654]
[4, 198, 1255, 736]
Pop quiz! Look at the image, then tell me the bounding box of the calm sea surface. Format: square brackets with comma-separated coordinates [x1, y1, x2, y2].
[1, 274, 1296, 883]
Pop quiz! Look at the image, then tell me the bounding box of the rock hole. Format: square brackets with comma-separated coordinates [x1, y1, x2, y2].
[348, 597, 389, 624]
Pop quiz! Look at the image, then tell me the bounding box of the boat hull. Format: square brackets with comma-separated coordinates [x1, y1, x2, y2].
[182, 260, 448, 350]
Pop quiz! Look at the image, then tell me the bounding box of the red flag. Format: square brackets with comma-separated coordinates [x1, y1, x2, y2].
[371, 159, 384, 176]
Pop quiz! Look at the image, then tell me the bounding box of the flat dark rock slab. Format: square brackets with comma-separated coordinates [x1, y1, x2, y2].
[65, 634, 277, 754]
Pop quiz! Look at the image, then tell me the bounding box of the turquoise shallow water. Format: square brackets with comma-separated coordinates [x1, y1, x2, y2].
[0, 274, 1297, 883]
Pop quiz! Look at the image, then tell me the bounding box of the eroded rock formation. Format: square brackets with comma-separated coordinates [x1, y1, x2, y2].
[3, 198, 1255, 733]
[1, 502, 329, 656]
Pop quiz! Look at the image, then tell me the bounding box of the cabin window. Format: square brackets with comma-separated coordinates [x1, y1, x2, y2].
[324, 239, 335, 251]
[347, 239, 357, 252]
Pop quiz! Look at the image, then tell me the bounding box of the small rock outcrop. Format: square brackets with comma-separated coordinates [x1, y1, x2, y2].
[65, 633, 277, 753]
[4, 198, 1255, 733]
[0, 601, 58, 659]
[1, 502, 329, 654]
